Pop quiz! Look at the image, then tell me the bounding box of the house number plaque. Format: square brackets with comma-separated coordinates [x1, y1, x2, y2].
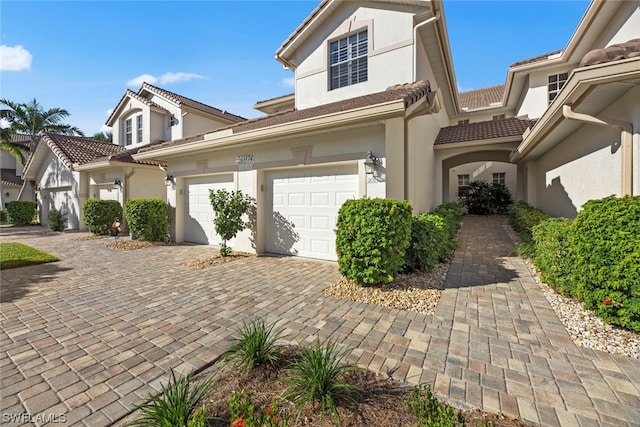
[236, 154, 255, 165]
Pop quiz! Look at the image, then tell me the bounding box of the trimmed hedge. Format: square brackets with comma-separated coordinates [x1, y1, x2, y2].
[335, 198, 412, 285]
[570, 196, 640, 332]
[125, 198, 168, 242]
[531, 218, 573, 296]
[508, 201, 550, 241]
[6, 201, 36, 225]
[405, 214, 450, 272]
[83, 199, 123, 235]
[433, 202, 462, 240]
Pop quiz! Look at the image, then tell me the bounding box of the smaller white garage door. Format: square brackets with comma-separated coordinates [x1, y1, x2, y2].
[48, 188, 75, 228]
[266, 165, 358, 261]
[184, 175, 234, 245]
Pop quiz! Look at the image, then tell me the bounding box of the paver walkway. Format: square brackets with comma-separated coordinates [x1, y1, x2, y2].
[1, 217, 638, 426]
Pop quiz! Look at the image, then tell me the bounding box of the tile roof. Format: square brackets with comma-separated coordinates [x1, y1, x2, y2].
[41, 133, 129, 168]
[580, 38, 640, 67]
[105, 89, 168, 125]
[435, 117, 537, 145]
[277, 0, 330, 55]
[137, 81, 432, 154]
[458, 85, 505, 110]
[510, 50, 562, 67]
[140, 83, 246, 123]
[1, 168, 23, 187]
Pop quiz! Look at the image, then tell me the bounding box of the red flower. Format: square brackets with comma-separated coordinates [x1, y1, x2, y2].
[231, 418, 246, 427]
[265, 407, 273, 416]
[603, 299, 611, 305]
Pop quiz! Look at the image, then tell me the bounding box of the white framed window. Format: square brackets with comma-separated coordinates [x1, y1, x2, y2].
[493, 172, 506, 185]
[548, 72, 568, 104]
[329, 30, 368, 90]
[136, 115, 143, 143]
[458, 174, 470, 186]
[125, 118, 133, 146]
[458, 119, 469, 125]
[492, 114, 505, 120]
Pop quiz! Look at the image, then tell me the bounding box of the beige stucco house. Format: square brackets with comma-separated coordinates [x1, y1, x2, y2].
[18, 0, 638, 262]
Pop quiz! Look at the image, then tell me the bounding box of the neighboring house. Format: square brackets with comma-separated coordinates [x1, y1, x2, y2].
[130, 0, 639, 261]
[1, 134, 34, 208]
[20, 133, 165, 229]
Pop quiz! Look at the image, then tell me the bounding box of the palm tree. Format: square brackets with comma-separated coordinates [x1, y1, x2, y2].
[0, 98, 84, 164]
[91, 130, 113, 142]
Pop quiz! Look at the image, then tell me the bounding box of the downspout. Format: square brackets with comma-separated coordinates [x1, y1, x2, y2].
[562, 104, 633, 196]
[413, 10, 441, 82]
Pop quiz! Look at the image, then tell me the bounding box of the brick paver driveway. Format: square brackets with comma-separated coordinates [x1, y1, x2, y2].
[2, 219, 639, 426]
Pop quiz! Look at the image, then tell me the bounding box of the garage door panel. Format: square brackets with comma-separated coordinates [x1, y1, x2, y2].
[184, 175, 233, 245]
[266, 165, 357, 261]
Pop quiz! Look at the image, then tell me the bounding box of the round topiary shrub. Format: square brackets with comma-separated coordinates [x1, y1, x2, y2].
[83, 199, 123, 235]
[125, 198, 169, 242]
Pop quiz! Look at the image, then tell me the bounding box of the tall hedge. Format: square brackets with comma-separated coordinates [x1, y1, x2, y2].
[125, 198, 169, 242]
[83, 199, 123, 235]
[531, 218, 574, 296]
[570, 196, 640, 332]
[335, 198, 412, 285]
[405, 214, 450, 272]
[508, 201, 550, 241]
[6, 201, 36, 225]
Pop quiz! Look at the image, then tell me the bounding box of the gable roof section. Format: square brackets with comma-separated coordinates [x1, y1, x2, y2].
[40, 133, 128, 168]
[510, 50, 563, 68]
[137, 81, 432, 155]
[435, 117, 537, 145]
[139, 83, 246, 123]
[106, 89, 168, 126]
[458, 85, 505, 110]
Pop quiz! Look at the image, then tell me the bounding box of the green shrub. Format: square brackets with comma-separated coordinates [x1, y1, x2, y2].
[0, 210, 7, 222]
[406, 213, 450, 272]
[47, 208, 67, 232]
[125, 198, 168, 242]
[6, 201, 36, 225]
[406, 385, 465, 427]
[209, 189, 252, 257]
[217, 318, 284, 374]
[459, 181, 512, 215]
[335, 198, 412, 285]
[508, 201, 550, 242]
[282, 339, 361, 424]
[433, 202, 462, 238]
[569, 196, 640, 332]
[127, 370, 214, 427]
[532, 218, 574, 296]
[83, 199, 122, 235]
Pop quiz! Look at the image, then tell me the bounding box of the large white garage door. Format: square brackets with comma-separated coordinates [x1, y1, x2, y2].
[184, 175, 234, 244]
[266, 165, 358, 261]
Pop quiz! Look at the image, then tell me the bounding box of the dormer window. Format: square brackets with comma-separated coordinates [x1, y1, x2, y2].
[329, 30, 368, 90]
[125, 118, 133, 146]
[548, 72, 568, 104]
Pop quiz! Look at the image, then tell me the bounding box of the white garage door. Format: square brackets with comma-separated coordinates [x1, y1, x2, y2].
[184, 175, 234, 244]
[266, 165, 358, 261]
[48, 188, 75, 228]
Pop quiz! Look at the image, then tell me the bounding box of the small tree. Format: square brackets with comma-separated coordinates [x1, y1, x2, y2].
[209, 189, 252, 257]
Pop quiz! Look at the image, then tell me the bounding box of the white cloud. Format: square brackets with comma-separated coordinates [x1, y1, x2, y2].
[126, 71, 205, 87]
[100, 124, 112, 133]
[0, 118, 10, 129]
[0, 45, 32, 71]
[282, 77, 295, 88]
[105, 108, 114, 117]
[126, 73, 158, 87]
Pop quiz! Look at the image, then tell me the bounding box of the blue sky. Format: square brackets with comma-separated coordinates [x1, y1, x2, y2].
[1, 0, 589, 136]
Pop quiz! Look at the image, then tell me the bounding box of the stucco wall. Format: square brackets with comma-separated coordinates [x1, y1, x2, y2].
[128, 168, 166, 201]
[530, 87, 639, 217]
[294, 2, 422, 109]
[36, 151, 80, 229]
[516, 66, 573, 120]
[448, 161, 517, 202]
[595, 2, 640, 48]
[183, 113, 229, 138]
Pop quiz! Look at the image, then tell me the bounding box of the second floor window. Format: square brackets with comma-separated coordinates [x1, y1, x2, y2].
[136, 115, 143, 143]
[329, 30, 368, 90]
[125, 118, 133, 146]
[493, 172, 506, 185]
[548, 72, 568, 104]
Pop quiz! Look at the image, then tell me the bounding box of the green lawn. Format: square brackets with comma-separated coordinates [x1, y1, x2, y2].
[0, 243, 58, 270]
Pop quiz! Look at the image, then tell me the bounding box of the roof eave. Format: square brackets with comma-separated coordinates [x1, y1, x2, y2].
[515, 58, 640, 161]
[134, 100, 407, 160]
[435, 135, 522, 151]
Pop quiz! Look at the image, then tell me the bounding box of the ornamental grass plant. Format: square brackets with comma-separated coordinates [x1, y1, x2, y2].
[217, 318, 284, 374]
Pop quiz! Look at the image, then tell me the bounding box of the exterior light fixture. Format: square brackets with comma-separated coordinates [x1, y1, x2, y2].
[364, 150, 379, 175]
[165, 173, 175, 186]
[113, 179, 122, 189]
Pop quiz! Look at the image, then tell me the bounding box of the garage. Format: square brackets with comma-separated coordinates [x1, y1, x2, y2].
[184, 175, 234, 244]
[265, 164, 358, 261]
[46, 187, 76, 229]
